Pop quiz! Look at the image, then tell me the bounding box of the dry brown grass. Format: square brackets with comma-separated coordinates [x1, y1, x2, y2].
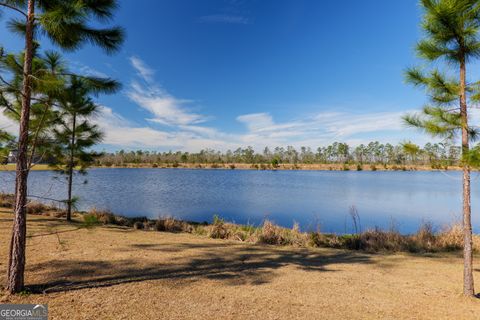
[0, 193, 14, 208]
[0, 193, 65, 217]
[155, 217, 194, 233]
[1, 211, 480, 319]
[79, 209, 480, 254]
[2, 198, 474, 255]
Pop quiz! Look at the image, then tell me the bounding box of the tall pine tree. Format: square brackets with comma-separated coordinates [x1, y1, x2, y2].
[404, 0, 480, 296]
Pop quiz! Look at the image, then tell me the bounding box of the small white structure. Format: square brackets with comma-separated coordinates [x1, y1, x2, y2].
[7, 150, 17, 164]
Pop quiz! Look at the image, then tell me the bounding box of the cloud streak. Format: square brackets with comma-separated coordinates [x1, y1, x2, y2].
[89, 55, 419, 151]
[129, 56, 155, 83]
[1, 55, 416, 152]
[127, 57, 207, 127]
[198, 14, 250, 24]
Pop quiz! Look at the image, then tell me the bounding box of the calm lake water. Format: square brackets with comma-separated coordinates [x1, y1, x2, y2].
[0, 168, 479, 233]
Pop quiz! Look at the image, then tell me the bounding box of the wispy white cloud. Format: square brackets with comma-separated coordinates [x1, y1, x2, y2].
[129, 56, 155, 83]
[127, 57, 207, 127]
[71, 61, 109, 78]
[92, 55, 418, 151]
[199, 0, 252, 25]
[235, 110, 415, 149]
[0, 53, 418, 152]
[96, 106, 238, 151]
[198, 14, 250, 24]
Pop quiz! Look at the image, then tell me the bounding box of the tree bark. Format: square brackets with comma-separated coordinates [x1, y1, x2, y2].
[7, 0, 35, 294]
[460, 58, 475, 297]
[66, 113, 76, 221]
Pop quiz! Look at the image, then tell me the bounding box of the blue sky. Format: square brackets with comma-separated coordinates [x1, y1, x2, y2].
[0, 0, 466, 151]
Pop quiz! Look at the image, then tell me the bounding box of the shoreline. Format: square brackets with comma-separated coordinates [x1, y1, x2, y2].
[0, 162, 467, 172]
[0, 192, 474, 254]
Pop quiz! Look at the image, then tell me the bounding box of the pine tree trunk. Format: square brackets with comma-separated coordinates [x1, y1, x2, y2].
[7, 0, 35, 294]
[66, 163, 73, 221]
[460, 58, 475, 297]
[66, 113, 76, 222]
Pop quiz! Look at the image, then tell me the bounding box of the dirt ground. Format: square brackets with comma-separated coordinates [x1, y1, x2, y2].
[0, 210, 480, 319]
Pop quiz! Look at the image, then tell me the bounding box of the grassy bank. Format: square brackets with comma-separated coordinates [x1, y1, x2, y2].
[83, 209, 473, 254]
[0, 193, 474, 254]
[0, 210, 479, 319]
[0, 164, 52, 171]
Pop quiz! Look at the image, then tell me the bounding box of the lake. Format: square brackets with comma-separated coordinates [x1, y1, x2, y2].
[0, 168, 479, 233]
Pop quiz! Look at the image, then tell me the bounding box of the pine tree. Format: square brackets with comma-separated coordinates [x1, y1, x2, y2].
[51, 75, 119, 221]
[404, 0, 480, 296]
[0, 0, 123, 293]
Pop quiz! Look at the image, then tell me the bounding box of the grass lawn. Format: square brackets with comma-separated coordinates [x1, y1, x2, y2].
[0, 210, 479, 319]
[0, 164, 52, 171]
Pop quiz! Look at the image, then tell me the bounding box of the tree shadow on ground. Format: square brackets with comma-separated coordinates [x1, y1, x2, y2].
[28, 241, 374, 294]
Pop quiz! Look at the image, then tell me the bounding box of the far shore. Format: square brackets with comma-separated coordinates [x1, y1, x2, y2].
[0, 162, 467, 172]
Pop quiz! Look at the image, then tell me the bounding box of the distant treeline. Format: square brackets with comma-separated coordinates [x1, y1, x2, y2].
[97, 141, 462, 167]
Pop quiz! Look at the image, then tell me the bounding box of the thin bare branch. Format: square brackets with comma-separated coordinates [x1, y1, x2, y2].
[0, 2, 27, 18]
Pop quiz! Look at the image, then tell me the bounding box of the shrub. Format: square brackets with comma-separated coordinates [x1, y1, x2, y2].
[229, 164, 236, 170]
[87, 208, 117, 224]
[156, 217, 193, 233]
[308, 232, 324, 247]
[193, 225, 208, 236]
[288, 222, 308, 246]
[356, 164, 363, 171]
[208, 215, 231, 239]
[83, 208, 133, 226]
[411, 221, 436, 252]
[83, 214, 100, 227]
[355, 228, 406, 252]
[437, 223, 463, 251]
[258, 220, 306, 246]
[259, 220, 283, 245]
[133, 221, 144, 230]
[342, 234, 363, 250]
[0, 193, 14, 208]
[26, 201, 49, 214]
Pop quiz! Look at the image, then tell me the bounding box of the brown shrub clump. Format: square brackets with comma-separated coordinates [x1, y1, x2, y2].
[86, 208, 118, 225]
[258, 220, 307, 246]
[0, 193, 14, 208]
[155, 217, 193, 233]
[1, 193, 65, 216]
[133, 221, 144, 230]
[208, 216, 231, 239]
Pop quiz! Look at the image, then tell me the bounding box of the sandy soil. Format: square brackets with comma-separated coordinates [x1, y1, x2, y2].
[1, 210, 480, 319]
